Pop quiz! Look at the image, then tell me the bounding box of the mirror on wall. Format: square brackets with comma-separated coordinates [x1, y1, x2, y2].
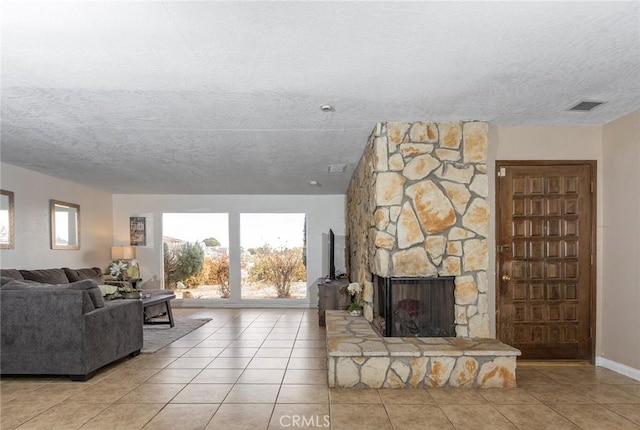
[50, 199, 80, 250]
[0, 190, 15, 249]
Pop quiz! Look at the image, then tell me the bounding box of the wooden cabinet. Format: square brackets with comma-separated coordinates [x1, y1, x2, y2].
[316, 278, 350, 326]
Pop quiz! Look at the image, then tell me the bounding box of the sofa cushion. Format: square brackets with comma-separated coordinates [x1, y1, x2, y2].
[66, 279, 105, 308]
[1, 279, 47, 289]
[19, 268, 69, 284]
[63, 267, 103, 284]
[0, 269, 24, 280]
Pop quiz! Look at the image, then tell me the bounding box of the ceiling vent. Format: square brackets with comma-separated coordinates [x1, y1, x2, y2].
[568, 101, 606, 112]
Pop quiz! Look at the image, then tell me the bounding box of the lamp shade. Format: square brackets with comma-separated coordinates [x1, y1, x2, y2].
[111, 246, 136, 260]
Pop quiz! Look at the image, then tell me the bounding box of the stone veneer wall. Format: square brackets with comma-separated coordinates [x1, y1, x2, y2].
[346, 121, 490, 337]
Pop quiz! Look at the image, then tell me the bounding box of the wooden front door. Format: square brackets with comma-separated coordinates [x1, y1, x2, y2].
[496, 162, 595, 360]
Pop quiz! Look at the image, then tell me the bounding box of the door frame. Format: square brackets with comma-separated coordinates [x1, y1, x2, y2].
[495, 160, 597, 363]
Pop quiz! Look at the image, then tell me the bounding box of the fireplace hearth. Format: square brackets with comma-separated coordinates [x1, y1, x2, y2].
[373, 276, 455, 337]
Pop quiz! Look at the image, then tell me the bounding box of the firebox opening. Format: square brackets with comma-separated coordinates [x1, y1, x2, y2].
[372, 275, 456, 337]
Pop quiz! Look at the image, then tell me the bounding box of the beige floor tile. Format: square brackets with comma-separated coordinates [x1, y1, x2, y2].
[224, 384, 280, 403]
[478, 387, 542, 404]
[385, 404, 454, 430]
[277, 384, 329, 404]
[269, 403, 330, 429]
[167, 339, 202, 348]
[191, 368, 244, 384]
[440, 404, 517, 430]
[145, 368, 201, 384]
[229, 339, 265, 348]
[262, 340, 295, 348]
[330, 403, 392, 430]
[573, 383, 640, 403]
[15, 383, 88, 403]
[283, 369, 328, 385]
[218, 348, 258, 358]
[79, 403, 164, 430]
[206, 357, 252, 369]
[117, 383, 185, 404]
[378, 388, 435, 404]
[0, 401, 57, 430]
[166, 357, 214, 369]
[125, 356, 177, 369]
[254, 348, 293, 358]
[195, 340, 233, 348]
[515, 367, 558, 386]
[294, 340, 325, 348]
[523, 384, 595, 404]
[14, 400, 109, 430]
[494, 404, 580, 430]
[64, 382, 135, 403]
[171, 384, 233, 404]
[605, 403, 640, 425]
[237, 369, 285, 384]
[152, 347, 190, 358]
[181, 348, 224, 358]
[330, 388, 381, 404]
[142, 403, 219, 430]
[287, 358, 327, 370]
[205, 403, 273, 430]
[618, 384, 640, 398]
[427, 388, 488, 405]
[290, 348, 326, 358]
[551, 403, 640, 430]
[0, 383, 47, 403]
[266, 334, 298, 341]
[591, 368, 640, 385]
[98, 367, 160, 386]
[247, 357, 289, 369]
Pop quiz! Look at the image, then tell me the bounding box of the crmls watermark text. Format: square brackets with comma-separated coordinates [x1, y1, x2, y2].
[279, 415, 331, 428]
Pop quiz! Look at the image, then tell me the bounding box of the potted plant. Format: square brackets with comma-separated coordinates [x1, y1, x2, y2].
[347, 282, 363, 316]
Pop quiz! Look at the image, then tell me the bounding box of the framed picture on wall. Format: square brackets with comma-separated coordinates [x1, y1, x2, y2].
[130, 217, 146, 246]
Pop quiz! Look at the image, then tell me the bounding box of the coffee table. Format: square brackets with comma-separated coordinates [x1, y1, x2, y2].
[141, 293, 176, 327]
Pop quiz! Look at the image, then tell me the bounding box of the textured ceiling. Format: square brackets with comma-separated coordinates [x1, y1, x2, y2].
[1, 1, 639, 194]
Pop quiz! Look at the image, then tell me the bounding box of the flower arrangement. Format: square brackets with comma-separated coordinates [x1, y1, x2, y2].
[346, 282, 363, 315]
[107, 260, 128, 281]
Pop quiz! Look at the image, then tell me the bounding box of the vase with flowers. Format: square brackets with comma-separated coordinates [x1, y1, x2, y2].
[108, 260, 128, 281]
[346, 282, 363, 316]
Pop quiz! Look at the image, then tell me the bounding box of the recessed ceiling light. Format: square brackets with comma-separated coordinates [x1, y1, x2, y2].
[309, 180, 321, 186]
[328, 164, 346, 173]
[568, 101, 606, 112]
[320, 104, 334, 112]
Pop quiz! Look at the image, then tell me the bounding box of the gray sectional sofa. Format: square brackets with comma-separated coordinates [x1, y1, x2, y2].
[0, 267, 143, 381]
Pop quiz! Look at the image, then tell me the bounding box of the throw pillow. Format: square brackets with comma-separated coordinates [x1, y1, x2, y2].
[66, 279, 105, 308]
[0, 269, 24, 280]
[0, 279, 51, 289]
[19, 268, 69, 284]
[63, 267, 104, 284]
[98, 284, 120, 300]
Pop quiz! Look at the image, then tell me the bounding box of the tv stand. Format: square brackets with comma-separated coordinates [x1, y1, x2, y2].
[316, 277, 350, 326]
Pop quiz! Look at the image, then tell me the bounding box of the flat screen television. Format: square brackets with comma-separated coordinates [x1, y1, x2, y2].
[328, 229, 336, 280]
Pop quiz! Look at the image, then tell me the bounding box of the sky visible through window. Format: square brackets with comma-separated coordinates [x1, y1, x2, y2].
[163, 213, 305, 249]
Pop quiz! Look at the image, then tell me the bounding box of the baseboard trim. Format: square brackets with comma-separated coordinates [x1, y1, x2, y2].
[596, 356, 640, 381]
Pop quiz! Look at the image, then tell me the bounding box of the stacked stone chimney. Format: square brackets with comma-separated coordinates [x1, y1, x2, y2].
[346, 121, 490, 337]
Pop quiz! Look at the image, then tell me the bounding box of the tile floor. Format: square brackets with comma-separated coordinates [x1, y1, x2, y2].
[2, 308, 639, 430]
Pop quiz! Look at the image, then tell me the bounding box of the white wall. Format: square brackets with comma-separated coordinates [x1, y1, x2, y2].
[112, 194, 346, 307]
[490, 125, 604, 346]
[601, 110, 640, 374]
[0, 163, 113, 269]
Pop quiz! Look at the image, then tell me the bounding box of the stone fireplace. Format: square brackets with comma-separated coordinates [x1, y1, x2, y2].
[346, 121, 490, 338]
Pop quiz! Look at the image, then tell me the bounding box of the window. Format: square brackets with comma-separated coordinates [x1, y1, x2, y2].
[240, 213, 307, 300]
[162, 213, 229, 299]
